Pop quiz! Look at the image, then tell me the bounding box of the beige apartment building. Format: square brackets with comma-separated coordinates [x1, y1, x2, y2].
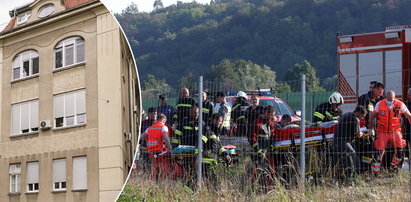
[0, 0, 140, 201]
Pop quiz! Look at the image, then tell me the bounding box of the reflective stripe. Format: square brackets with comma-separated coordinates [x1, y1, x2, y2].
[172, 138, 180, 144]
[202, 108, 210, 112]
[183, 126, 194, 130]
[195, 126, 198, 130]
[372, 163, 381, 173]
[175, 130, 182, 136]
[147, 127, 163, 130]
[147, 141, 159, 146]
[314, 112, 325, 120]
[219, 147, 226, 154]
[258, 134, 269, 138]
[325, 111, 333, 118]
[209, 134, 218, 140]
[391, 156, 402, 166]
[177, 104, 192, 108]
[237, 115, 245, 120]
[202, 136, 208, 143]
[232, 104, 240, 111]
[367, 104, 374, 112]
[361, 156, 372, 164]
[252, 143, 259, 148]
[202, 158, 216, 164]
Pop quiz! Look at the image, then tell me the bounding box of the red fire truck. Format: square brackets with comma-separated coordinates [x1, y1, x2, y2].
[337, 25, 411, 112]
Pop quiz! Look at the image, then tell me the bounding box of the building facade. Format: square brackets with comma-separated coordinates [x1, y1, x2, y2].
[0, 0, 140, 201]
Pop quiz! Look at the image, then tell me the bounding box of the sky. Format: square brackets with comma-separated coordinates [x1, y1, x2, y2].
[0, 0, 211, 29]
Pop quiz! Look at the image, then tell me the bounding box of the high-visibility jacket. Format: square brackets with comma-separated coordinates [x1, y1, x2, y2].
[214, 102, 231, 129]
[377, 99, 402, 133]
[313, 102, 342, 123]
[147, 122, 165, 152]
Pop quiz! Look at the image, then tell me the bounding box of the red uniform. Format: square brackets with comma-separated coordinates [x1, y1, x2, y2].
[146, 122, 171, 180]
[372, 99, 408, 174]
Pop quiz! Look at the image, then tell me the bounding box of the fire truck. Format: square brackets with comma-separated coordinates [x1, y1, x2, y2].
[337, 25, 411, 112]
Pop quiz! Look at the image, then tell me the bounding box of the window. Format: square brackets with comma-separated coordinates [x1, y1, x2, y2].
[53, 159, 66, 191]
[54, 37, 85, 69]
[38, 4, 55, 18]
[12, 50, 39, 80]
[27, 162, 39, 192]
[11, 100, 39, 135]
[73, 156, 87, 190]
[16, 12, 31, 25]
[9, 164, 21, 193]
[54, 90, 86, 128]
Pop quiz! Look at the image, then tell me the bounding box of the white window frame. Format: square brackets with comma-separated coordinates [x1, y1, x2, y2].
[52, 159, 66, 191]
[72, 156, 87, 190]
[26, 162, 39, 193]
[54, 89, 86, 128]
[54, 37, 85, 69]
[9, 164, 21, 193]
[16, 12, 31, 25]
[11, 100, 39, 136]
[12, 50, 39, 80]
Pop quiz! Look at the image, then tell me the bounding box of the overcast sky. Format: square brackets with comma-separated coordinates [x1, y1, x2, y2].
[0, 0, 210, 29]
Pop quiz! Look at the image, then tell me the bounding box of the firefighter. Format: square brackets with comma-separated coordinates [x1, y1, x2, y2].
[333, 105, 367, 178]
[250, 106, 276, 188]
[369, 90, 411, 175]
[214, 92, 231, 136]
[201, 91, 214, 123]
[231, 91, 251, 137]
[140, 114, 173, 180]
[202, 113, 232, 182]
[245, 94, 264, 140]
[174, 88, 197, 124]
[313, 92, 344, 123]
[172, 105, 208, 147]
[157, 94, 175, 125]
[358, 81, 385, 127]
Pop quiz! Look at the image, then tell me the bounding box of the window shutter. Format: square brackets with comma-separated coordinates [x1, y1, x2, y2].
[76, 90, 86, 114]
[9, 164, 21, 175]
[73, 156, 87, 189]
[54, 95, 64, 118]
[30, 100, 39, 129]
[27, 162, 39, 184]
[12, 105, 20, 135]
[53, 159, 66, 183]
[21, 102, 30, 131]
[65, 92, 75, 117]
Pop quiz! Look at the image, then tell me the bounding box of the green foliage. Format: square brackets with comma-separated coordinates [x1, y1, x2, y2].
[285, 60, 324, 92]
[116, 0, 411, 84]
[206, 59, 276, 90]
[143, 74, 169, 91]
[274, 82, 292, 93]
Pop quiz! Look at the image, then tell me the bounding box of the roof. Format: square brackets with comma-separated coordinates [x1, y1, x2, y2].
[1, 0, 97, 33]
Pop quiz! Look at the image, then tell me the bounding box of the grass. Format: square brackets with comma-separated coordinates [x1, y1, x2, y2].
[118, 163, 410, 202]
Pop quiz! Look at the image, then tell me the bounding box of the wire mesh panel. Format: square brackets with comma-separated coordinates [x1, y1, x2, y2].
[126, 74, 411, 200]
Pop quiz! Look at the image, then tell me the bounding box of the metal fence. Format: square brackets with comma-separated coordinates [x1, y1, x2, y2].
[129, 74, 411, 199]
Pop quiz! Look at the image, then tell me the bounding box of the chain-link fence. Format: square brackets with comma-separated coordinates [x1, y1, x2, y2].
[123, 74, 411, 201]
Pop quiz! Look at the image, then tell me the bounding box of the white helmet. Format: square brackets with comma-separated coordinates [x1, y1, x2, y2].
[237, 91, 247, 99]
[329, 92, 344, 104]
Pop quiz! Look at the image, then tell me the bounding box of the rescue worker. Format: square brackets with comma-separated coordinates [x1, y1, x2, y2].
[157, 94, 175, 125]
[214, 92, 231, 136]
[245, 94, 264, 136]
[275, 114, 292, 129]
[139, 107, 157, 173]
[231, 91, 250, 137]
[313, 92, 344, 123]
[140, 114, 173, 180]
[404, 88, 411, 158]
[201, 91, 214, 123]
[369, 90, 411, 175]
[174, 88, 197, 125]
[172, 105, 208, 147]
[202, 113, 232, 182]
[358, 82, 385, 127]
[333, 105, 367, 178]
[250, 106, 276, 189]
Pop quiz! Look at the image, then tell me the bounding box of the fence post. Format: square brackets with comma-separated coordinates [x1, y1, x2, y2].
[300, 75, 306, 190]
[197, 76, 204, 188]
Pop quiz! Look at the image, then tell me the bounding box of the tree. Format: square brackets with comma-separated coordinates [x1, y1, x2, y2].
[206, 59, 276, 91]
[284, 60, 324, 92]
[143, 74, 169, 90]
[153, 0, 164, 10]
[122, 2, 139, 15]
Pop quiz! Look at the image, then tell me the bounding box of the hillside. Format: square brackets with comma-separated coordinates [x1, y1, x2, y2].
[115, 0, 411, 85]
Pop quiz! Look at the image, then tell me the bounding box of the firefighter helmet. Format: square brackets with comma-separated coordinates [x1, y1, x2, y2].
[329, 92, 344, 105]
[237, 91, 247, 99]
